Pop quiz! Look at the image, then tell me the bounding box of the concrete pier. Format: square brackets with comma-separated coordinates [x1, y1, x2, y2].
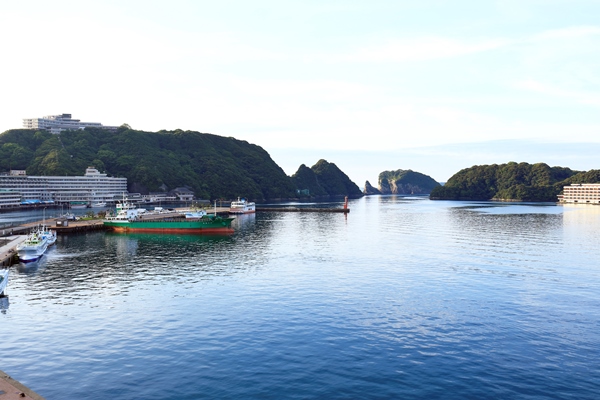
[0, 236, 26, 267]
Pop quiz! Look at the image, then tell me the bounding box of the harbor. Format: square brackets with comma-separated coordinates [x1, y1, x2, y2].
[0, 203, 351, 266]
[2, 198, 599, 399]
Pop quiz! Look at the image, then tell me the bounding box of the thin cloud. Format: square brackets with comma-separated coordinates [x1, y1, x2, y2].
[532, 26, 600, 41]
[327, 36, 509, 63]
[516, 80, 600, 107]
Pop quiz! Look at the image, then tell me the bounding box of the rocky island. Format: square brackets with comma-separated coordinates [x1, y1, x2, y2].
[364, 169, 440, 195]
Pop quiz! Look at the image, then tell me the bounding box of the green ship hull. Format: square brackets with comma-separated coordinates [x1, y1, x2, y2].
[103, 216, 234, 234]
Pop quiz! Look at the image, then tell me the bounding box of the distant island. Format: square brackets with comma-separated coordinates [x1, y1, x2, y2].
[364, 169, 440, 195]
[430, 162, 600, 202]
[0, 127, 363, 201]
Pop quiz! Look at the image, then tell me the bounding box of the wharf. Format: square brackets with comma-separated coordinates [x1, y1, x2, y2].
[0, 236, 26, 267]
[0, 370, 44, 399]
[255, 207, 349, 213]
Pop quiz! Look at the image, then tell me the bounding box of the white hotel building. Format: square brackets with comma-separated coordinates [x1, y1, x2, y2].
[23, 113, 118, 134]
[0, 189, 21, 209]
[559, 183, 600, 204]
[0, 168, 128, 205]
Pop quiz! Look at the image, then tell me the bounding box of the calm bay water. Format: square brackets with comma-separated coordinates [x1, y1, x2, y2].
[1, 196, 599, 399]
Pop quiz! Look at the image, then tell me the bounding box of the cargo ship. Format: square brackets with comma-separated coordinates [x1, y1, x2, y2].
[103, 201, 234, 234]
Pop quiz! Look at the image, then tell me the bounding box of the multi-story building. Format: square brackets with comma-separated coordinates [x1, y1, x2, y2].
[22, 113, 118, 134]
[559, 183, 600, 204]
[0, 167, 128, 204]
[0, 189, 21, 209]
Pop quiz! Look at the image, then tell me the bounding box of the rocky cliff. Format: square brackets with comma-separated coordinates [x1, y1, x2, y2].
[363, 180, 381, 195]
[377, 169, 440, 195]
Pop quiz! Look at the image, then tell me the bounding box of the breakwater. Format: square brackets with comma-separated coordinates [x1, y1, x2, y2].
[256, 207, 349, 213]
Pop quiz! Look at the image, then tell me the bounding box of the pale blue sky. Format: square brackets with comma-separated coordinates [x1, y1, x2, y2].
[1, 1, 599, 185]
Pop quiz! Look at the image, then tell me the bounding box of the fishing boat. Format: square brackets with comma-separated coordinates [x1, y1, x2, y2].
[104, 207, 234, 234]
[0, 269, 8, 296]
[39, 210, 57, 245]
[16, 230, 49, 263]
[229, 198, 256, 214]
[91, 201, 107, 208]
[40, 225, 57, 246]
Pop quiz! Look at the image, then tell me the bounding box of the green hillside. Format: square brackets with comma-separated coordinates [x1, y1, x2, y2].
[291, 159, 363, 198]
[0, 127, 297, 201]
[429, 162, 599, 201]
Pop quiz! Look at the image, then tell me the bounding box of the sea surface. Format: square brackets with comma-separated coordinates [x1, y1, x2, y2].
[1, 196, 599, 399]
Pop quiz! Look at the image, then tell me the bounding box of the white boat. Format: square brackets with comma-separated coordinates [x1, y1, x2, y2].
[0, 269, 8, 296]
[16, 230, 49, 263]
[91, 202, 107, 207]
[179, 208, 208, 219]
[40, 225, 57, 246]
[39, 210, 57, 245]
[61, 213, 76, 221]
[70, 201, 88, 209]
[229, 198, 256, 214]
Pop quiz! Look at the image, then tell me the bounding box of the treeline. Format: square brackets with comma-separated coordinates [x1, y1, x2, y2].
[430, 162, 600, 201]
[0, 127, 362, 201]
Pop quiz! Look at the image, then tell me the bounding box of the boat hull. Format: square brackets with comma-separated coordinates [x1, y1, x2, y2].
[103, 218, 234, 234]
[19, 254, 45, 263]
[17, 241, 49, 263]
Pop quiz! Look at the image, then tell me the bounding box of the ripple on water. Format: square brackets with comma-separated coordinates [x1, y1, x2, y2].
[2, 198, 600, 399]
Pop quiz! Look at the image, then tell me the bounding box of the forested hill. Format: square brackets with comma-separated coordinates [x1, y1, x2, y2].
[0, 127, 297, 200]
[430, 162, 600, 202]
[291, 159, 363, 198]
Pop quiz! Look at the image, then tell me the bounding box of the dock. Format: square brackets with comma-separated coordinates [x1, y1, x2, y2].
[0, 370, 44, 400]
[0, 236, 26, 267]
[0, 204, 348, 265]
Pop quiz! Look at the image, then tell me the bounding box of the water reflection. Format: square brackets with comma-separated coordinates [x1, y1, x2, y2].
[0, 296, 8, 313]
[231, 213, 256, 231]
[14, 247, 54, 275]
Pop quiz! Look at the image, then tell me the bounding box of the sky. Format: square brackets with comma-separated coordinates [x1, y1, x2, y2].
[1, 0, 599, 186]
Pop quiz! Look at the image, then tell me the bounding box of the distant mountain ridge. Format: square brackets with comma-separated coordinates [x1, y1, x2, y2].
[0, 127, 362, 201]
